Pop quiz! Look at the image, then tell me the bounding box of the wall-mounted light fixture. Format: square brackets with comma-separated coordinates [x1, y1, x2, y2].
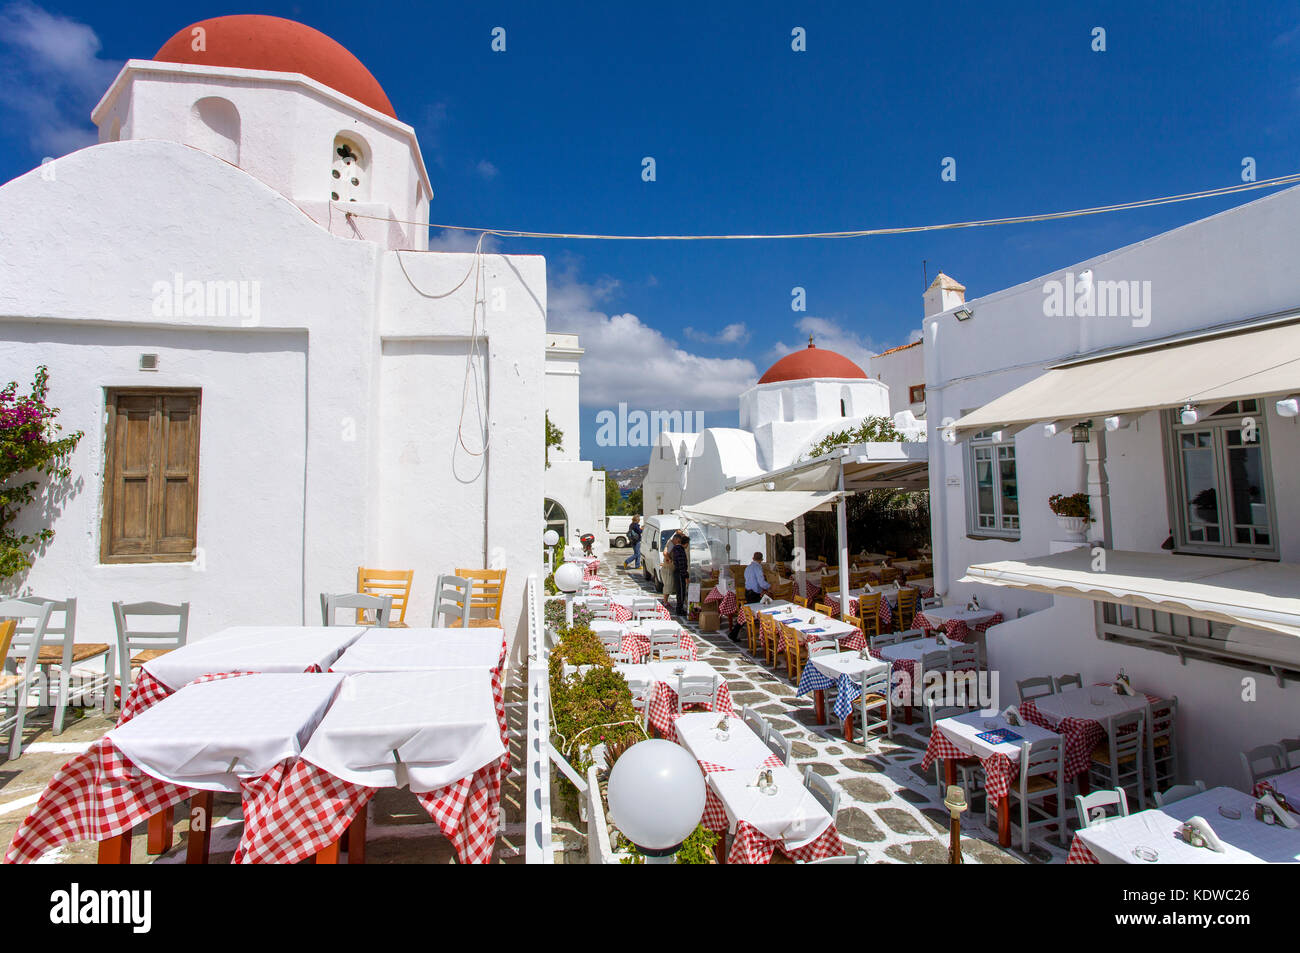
[1070, 422, 1092, 444]
[941, 427, 957, 445]
[953, 307, 974, 321]
[1179, 403, 1199, 426]
[1276, 396, 1300, 418]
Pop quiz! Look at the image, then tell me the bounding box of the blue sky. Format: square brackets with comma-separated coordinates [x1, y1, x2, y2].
[2, 0, 1298, 468]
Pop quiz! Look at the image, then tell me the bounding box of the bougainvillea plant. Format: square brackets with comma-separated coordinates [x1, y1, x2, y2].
[0, 367, 82, 580]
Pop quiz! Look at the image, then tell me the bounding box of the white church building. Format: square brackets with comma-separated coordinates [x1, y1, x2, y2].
[544, 332, 607, 551]
[0, 15, 553, 666]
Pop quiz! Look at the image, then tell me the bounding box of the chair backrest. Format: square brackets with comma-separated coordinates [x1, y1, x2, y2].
[807, 640, 839, 657]
[920, 596, 943, 610]
[813, 603, 834, 617]
[1052, 672, 1083, 692]
[896, 628, 925, 642]
[800, 849, 866, 864]
[742, 705, 766, 739]
[16, 596, 76, 647]
[0, 598, 55, 672]
[1109, 710, 1146, 761]
[803, 766, 840, 817]
[1074, 788, 1129, 828]
[432, 574, 472, 627]
[456, 568, 507, 623]
[112, 601, 190, 654]
[357, 568, 414, 624]
[675, 674, 717, 709]
[597, 630, 623, 650]
[1016, 676, 1056, 703]
[858, 592, 882, 614]
[857, 667, 888, 697]
[946, 643, 979, 671]
[1021, 735, 1064, 784]
[323, 592, 391, 627]
[1240, 743, 1286, 787]
[919, 649, 949, 677]
[869, 631, 901, 650]
[650, 630, 680, 650]
[926, 701, 974, 733]
[1282, 737, 1300, 770]
[1153, 781, 1206, 807]
[765, 727, 791, 765]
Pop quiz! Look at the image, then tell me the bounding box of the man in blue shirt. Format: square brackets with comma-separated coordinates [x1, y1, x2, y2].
[727, 551, 771, 641]
[623, 515, 643, 570]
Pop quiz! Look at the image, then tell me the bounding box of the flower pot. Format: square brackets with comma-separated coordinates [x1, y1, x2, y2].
[1055, 515, 1087, 540]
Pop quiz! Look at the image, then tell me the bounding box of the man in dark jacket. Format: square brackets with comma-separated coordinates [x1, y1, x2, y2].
[623, 515, 643, 570]
[670, 532, 690, 617]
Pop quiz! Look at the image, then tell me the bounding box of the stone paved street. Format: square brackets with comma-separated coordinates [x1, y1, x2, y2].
[594, 550, 1072, 863]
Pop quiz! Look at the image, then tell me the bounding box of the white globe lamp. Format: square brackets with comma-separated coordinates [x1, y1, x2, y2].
[543, 529, 560, 572]
[553, 561, 585, 627]
[607, 739, 706, 862]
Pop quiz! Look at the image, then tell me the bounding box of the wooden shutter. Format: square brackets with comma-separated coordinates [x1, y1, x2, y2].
[101, 390, 201, 562]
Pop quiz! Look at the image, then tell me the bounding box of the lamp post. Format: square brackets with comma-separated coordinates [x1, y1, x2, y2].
[553, 561, 584, 626]
[543, 529, 559, 573]
[607, 740, 706, 864]
[944, 784, 967, 864]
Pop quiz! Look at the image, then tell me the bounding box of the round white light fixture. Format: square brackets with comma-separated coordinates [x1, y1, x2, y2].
[1179, 404, 1199, 426]
[607, 740, 706, 857]
[543, 529, 559, 547]
[941, 428, 957, 445]
[553, 562, 584, 593]
[1276, 397, 1300, 418]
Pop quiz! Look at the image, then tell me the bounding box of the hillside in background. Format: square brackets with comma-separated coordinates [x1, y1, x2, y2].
[607, 464, 648, 493]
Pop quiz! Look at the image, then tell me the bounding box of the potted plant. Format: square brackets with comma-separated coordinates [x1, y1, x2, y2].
[1048, 492, 1091, 539]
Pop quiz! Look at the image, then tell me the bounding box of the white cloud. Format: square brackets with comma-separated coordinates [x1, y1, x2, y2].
[0, 2, 121, 156]
[771, 316, 879, 371]
[683, 322, 750, 346]
[547, 267, 758, 411]
[475, 159, 498, 180]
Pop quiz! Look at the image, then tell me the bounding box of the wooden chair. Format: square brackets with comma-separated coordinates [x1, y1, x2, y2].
[0, 618, 40, 757]
[782, 623, 804, 681]
[456, 568, 507, 628]
[1016, 676, 1056, 704]
[15, 597, 112, 732]
[112, 601, 190, 710]
[759, 613, 781, 668]
[740, 604, 759, 657]
[813, 602, 834, 618]
[793, 595, 810, 609]
[842, 613, 865, 646]
[857, 668, 892, 741]
[357, 568, 414, 627]
[895, 589, 918, 631]
[857, 593, 882, 640]
[1001, 736, 1068, 852]
[1153, 781, 1205, 808]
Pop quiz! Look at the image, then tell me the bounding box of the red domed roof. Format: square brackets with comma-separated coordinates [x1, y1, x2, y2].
[758, 342, 868, 384]
[154, 15, 396, 119]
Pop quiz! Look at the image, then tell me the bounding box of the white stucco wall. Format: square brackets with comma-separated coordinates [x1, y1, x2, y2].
[869, 342, 925, 417]
[926, 183, 1300, 786]
[741, 377, 891, 470]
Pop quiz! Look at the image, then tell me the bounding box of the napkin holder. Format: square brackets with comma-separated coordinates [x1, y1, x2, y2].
[1257, 792, 1299, 828]
[715, 715, 730, 732]
[759, 593, 774, 605]
[1001, 705, 1022, 727]
[1178, 816, 1225, 851]
[1112, 673, 1136, 696]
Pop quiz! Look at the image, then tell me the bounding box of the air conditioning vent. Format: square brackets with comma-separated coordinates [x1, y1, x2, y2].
[139, 354, 159, 371]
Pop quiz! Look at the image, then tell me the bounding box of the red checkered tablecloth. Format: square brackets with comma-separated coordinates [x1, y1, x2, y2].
[728, 819, 844, 864]
[578, 558, 600, 580]
[618, 631, 697, 663]
[646, 681, 734, 742]
[913, 611, 1003, 643]
[609, 600, 672, 623]
[704, 587, 739, 619]
[1019, 691, 1161, 781]
[1066, 835, 1100, 864]
[918, 727, 1019, 801]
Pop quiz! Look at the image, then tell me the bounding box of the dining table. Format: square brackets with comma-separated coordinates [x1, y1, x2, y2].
[913, 606, 1002, 642]
[821, 587, 894, 632]
[1068, 786, 1300, 863]
[870, 635, 954, 723]
[1257, 765, 1300, 806]
[755, 602, 863, 651]
[615, 660, 733, 741]
[920, 709, 1063, 848]
[794, 651, 890, 742]
[120, 625, 367, 721]
[707, 763, 843, 864]
[1019, 684, 1160, 787]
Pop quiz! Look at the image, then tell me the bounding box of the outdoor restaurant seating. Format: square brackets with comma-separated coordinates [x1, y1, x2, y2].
[1088, 709, 1147, 809]
[998, 735, 1068, 853]
[112, 600, 190, 708]
[1016, 676, 1055, 703]
[1146, 697, 1179, 792]
[1074, 788, 1130, 828]
[742, 705, 766, 739]
[803, 767, 839, 816]
[432, 574, 472, 626]
[356, 567, 414, 626]
[322, 592, 391, 627]
[1052, 672, 1082, 692]
[0, 599, 55, 757]
[1240, 743, 1287, 788]
[766, 724, 792, 765]
[856, 668, 892, 741]
[1152, 780, 1206, 807]
[16, 598, 111, 736]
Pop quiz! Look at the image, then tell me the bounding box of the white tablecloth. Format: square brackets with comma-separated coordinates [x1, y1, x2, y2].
[1076, 787, 1300, 864]
[875, 636, 948, 664]
[916, 606, 998, 629]
[708, 764, 832, 846]
[300, 671, 504, 793]
[108, 673, 344, 791]
[1029, 684, 1151, 727]
[143, 625, 366, 689]
[934, 711, 1060, 763]
[675, 712, 772, 771]
[808, 652, 889, 683]
[615, 660, 717, 691]
[1267, 766, 1300, 805]
[330, 628, 502, 673]
[755, 605, 860, 641]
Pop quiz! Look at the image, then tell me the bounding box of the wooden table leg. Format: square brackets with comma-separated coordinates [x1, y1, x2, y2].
[1077, 770, 1091, 796]
[944, 758, 957, 788]
[147, 805, 174, 855]
[812, 689, 826, 725]
[998, 795, 1011, 847]
[904, 704, 913, 726]
[346, 806, 367, 865]
[842, 709, 855, 744]
[186, 791, 213, 865]
[713, 833, 727, 865]
[97, 832, 131, 864]
[315, 838, 342, 864]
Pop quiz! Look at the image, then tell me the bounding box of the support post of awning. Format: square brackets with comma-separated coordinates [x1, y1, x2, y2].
[837, 459, 850, 610]
[794, 515, 807, 597]
[1085, 427, 1113, 549]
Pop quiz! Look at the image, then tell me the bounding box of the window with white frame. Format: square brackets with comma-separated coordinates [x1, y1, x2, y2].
[1163, 399, 1278, 559]
[965, 429, 1019, 539]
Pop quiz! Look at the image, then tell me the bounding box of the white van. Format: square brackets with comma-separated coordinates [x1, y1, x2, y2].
[641, 515, 712, 591]
[607, 516, 633, 548]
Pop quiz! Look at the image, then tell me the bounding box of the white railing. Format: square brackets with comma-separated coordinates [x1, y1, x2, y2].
[524, 573, 554, 863]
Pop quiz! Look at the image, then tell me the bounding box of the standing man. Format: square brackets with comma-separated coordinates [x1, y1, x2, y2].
[671, 532, 690, 618]
[623, 515, 643, 570]
[727, 551, 771, 641]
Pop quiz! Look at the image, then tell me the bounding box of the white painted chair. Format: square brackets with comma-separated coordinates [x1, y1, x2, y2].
[799, 849, 866, 864]
[869, 631, 901, 651]
[807, 639, 839, 658]
[323, 592, 391, 627]
[946, 643, 980, 672]
[1153, 781, 1206, 807]
[1016, 676, 1055, 704]
[998, 736, 1067, 852]
[765, 725, 792, 765]
[596, 630, 623, 652]
[649, 630, 682, 660]
[895, 627, 925, 642]
[1240, 743, 1286, 789]
[1074, 788, 1130, 828]
[16, 597, 112, 731]
[741, 705, 767, 740]
[674, 674, 718, 715]
[1146, 696, 1179, 795]
[629, 596, 661, 620]
[1282, 737, 1300, 770]
[1052, 672, 1083, 692]
[803, 766, 840, 818]
[857, 668, 892, 741]
[657, 647, 691, 661]
[111, 601, 190, 712]
[0, 600, 53, 758]
[585, 599, 616, 621]
[1089, 710, 1147, 810]
[432, 575, 471, 627]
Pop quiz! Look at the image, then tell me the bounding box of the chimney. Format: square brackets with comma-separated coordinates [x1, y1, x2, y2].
[923, 272, 966, 318]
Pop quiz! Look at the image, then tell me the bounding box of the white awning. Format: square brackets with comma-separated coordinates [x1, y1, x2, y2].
[674, 489, 844, 537]
[951, 316, 1300, 438]
[729, 442, 929, 494]
[960, 548, 1300, 638]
